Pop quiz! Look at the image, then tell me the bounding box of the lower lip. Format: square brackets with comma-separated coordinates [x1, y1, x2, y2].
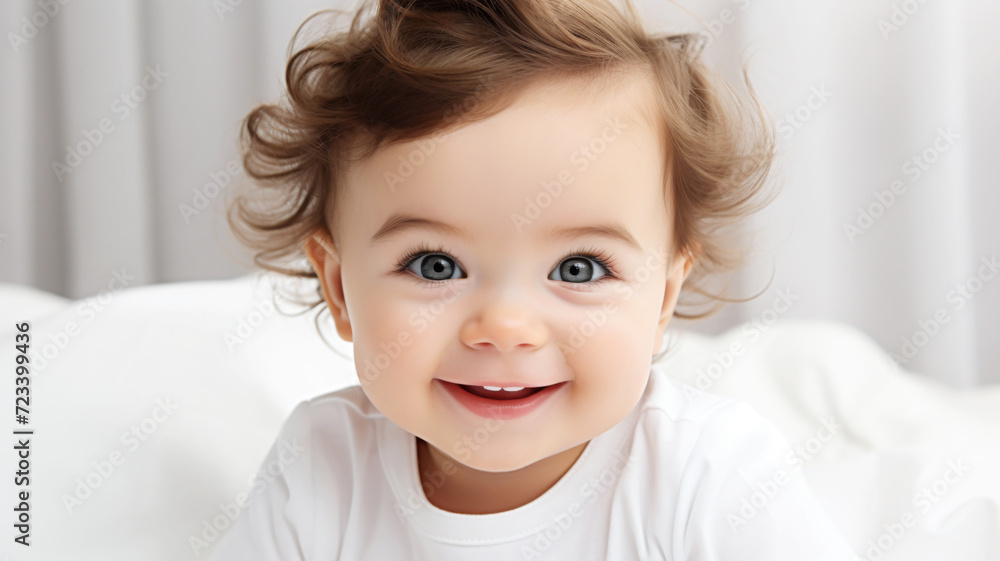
[437, 380, 568, 421]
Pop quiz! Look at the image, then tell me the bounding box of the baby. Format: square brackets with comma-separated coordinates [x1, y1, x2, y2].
[208, 0, 856, 559]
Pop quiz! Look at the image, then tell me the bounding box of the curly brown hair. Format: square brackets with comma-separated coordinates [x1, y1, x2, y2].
[227, 0, 777, 359]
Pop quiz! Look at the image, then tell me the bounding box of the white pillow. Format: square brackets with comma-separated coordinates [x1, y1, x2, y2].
[4, 273, 354, 560]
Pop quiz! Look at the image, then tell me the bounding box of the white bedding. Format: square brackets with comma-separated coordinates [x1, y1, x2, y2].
[1, 273, 997, 560]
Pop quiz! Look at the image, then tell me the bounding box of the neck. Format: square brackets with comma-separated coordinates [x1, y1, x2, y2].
[416, 437, 589, 515]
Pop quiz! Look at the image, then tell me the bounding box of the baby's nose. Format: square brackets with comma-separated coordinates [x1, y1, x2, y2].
[459, 299, 548, 353]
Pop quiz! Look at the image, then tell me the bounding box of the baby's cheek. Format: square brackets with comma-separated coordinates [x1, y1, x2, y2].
[586, 334, 651, 389]
[562, 302, 655, 395]
[351, 316, 441, 432]
[353, 290, 426, 349]
[558, 340, 648, 440]
[347, 296, 425, 385]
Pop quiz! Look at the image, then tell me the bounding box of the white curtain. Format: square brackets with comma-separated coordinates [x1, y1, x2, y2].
[1, 0, 997, 386]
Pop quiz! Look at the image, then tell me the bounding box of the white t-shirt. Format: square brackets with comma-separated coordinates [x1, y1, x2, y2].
[206, 366, 857, 560]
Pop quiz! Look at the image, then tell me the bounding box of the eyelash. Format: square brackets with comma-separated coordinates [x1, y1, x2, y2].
[393, 243, 621, 287]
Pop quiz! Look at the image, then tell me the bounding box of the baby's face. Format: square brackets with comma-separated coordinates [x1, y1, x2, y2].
[310, 74, 690, 472]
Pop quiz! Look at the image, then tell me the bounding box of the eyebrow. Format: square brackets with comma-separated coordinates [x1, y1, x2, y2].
[370, 214, 643, 252]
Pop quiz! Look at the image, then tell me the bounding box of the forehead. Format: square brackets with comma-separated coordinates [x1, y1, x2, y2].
[337, 72, 666, 244]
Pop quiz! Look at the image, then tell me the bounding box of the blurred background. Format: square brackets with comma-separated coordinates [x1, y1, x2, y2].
[0, 0, 997, 386]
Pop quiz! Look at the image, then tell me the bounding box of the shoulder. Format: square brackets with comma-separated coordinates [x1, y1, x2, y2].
[630, 367, 793, 476]
[633, 374, 856, 557]
[206, 386, 382, 560]
[262, 384, 386, 494]
[634, 366, 761, 430]
[271, 386, 384, 550]
[283, 384, 385, 460]
[299, 383, 385, 425]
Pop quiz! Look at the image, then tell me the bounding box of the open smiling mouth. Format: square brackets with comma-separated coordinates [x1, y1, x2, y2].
[437, 380, 568, 420]
[457, 384, 545, 400]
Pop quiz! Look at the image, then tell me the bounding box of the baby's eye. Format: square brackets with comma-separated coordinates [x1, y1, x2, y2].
[405, 253, 466, 282]
[548, 256, 609, 284]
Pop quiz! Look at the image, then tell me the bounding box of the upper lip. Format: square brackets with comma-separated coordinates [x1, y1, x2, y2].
[436, 379, 564, 389]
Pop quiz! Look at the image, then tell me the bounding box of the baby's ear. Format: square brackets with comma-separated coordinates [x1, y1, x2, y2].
[303, 229, 344, 291]
[303, 228, 333, 280]
[302, 227, 353, 343]
[655, 246, 694, 327]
